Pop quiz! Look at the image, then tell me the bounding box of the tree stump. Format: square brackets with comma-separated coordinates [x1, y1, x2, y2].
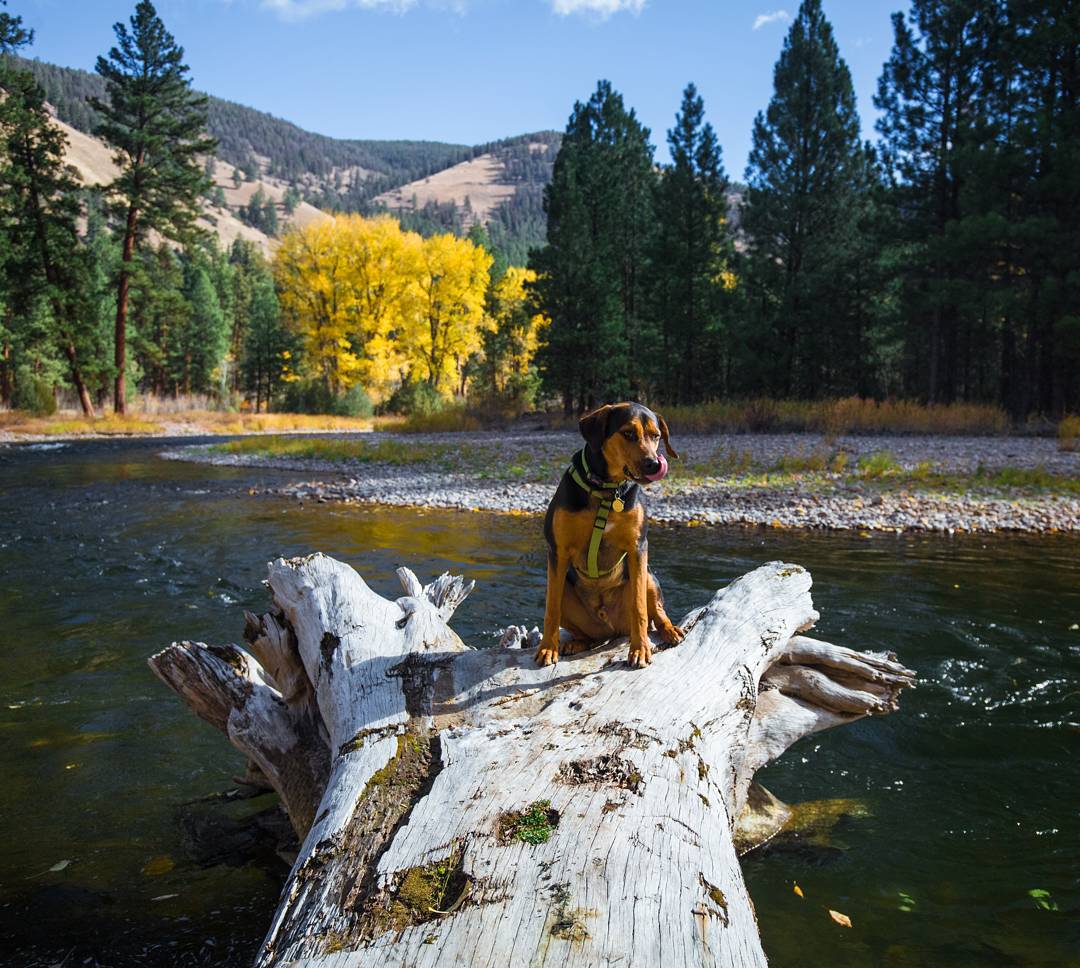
[149, 553, 914, 967]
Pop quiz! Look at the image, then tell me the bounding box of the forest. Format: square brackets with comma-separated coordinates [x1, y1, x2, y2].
[534, 0, 1079, 418]
[0, 0, 1077, 421]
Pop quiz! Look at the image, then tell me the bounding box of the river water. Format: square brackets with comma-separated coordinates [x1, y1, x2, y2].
[0, 438, 1076, 967]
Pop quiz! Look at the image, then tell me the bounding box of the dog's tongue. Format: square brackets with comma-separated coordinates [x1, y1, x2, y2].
[643, 452, 668, 482]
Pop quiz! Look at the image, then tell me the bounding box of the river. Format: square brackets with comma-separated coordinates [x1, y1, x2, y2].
[0, 437, 1076, 966]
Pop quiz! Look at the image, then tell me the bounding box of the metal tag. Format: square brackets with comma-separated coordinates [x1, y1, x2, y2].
[612, 498, 625, 513]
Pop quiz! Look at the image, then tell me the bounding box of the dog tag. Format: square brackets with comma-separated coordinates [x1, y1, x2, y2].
[612, 498, 624, 513]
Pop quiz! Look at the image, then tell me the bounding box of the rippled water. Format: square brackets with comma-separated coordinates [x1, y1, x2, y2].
[0, 438, 1076, 966]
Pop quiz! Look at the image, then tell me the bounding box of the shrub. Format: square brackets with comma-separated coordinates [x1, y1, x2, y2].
[12, 367, 56, 416]
[336, 385, 374, 418]
[1059, 415, 1080, 452]
[383, 381, 445, 417]
[857, 450, 902, 478]
[280, 380, 373, 417]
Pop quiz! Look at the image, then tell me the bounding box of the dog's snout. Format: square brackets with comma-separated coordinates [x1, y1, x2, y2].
[642, 457, 661, 475]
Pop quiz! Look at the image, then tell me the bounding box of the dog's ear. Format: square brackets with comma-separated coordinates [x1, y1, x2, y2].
[579, 405, 613, 452]
[656, 413, 679, 460]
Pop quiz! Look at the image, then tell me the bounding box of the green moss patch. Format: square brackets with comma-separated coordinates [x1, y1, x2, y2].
[497, 800, 560, 846]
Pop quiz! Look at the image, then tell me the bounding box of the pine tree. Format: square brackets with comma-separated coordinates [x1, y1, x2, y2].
[92, 0, 216, 412]
[241, 271, 291, 412]
[647, 83, 735, 403]
[874, 0, 989, 405]
[742, 0, 868, 397]
[0, 42, 102, 414]
[530, 80, 656, 412]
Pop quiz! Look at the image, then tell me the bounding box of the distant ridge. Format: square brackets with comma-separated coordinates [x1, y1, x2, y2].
[17, 57, 559, 261]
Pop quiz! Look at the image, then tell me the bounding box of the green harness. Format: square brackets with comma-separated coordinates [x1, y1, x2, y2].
[567, 448, 631, 579]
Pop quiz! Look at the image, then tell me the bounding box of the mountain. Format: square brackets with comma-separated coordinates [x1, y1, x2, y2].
[18, 57, 558, 261]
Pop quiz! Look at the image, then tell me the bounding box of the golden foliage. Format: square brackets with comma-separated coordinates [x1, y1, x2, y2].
[399, 233, 493, 390]
[487, 266, 548, 389]
[275, 216, 495, 398]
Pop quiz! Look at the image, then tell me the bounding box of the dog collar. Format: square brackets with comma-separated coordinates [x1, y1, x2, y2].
[568, 448, 631, 579]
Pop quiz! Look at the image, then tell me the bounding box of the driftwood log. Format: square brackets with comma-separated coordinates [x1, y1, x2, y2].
[149, 554, 914, 967]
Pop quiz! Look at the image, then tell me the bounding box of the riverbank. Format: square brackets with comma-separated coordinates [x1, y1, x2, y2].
[164, 430, 1080, 534]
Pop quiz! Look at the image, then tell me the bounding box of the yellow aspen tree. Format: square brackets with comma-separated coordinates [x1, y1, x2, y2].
[487, 266, 549, 391]
[275, 219, 363, 397]
[402, 234, 492, 392]
[338, 215, 423, 394]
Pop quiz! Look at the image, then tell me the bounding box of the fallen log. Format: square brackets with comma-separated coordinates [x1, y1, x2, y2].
[149, 554, 914, 967]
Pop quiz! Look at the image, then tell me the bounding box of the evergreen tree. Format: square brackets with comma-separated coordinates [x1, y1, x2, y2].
[647, 83, 735, 402]
[0, 39, 103, 414]
[92, 0, 216, 412]
[530, 80, 656, 412]
[173, 260, 227, 395]
[742, 0, 870, 397]
[241, 272, 291, 412]
[875, 0, 989, 404]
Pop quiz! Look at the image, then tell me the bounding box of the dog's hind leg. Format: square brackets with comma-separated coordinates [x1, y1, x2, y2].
[558, 583, 610, 655]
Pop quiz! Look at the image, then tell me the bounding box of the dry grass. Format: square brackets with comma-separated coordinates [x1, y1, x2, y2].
[396, 405, 484, 434]
[181, 411, 376, 434]
[0, 412, 164, 436]
[662, 397, 1011, 436]
[0, 407, 377, 437]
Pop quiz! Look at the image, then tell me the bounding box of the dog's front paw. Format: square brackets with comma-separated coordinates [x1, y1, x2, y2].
[534, 643, 560, 666]
[658, 622, 685, 645]
[627, 642, 652, 668]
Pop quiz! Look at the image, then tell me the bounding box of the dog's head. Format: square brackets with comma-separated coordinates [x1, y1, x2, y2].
[579, 402, 679, 484]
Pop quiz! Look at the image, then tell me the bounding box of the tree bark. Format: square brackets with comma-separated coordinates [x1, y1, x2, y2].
[150, 555, 914, 967]
[114, 203, 139, 415]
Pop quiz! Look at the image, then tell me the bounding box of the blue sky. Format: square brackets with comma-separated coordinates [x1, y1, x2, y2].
[19, 0, 904, 171]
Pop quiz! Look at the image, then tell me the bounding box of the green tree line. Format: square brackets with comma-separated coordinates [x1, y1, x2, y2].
[0, 2, 293, 415]
[532, 0, 1080, 418]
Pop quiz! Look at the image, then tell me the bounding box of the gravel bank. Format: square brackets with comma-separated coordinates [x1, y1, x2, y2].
[164, 430, 1080, 534]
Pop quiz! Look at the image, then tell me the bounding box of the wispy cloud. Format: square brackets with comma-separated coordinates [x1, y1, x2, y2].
[261, 0, 419, 21]
[551, 0, 647, 19]
[752, 9, 789, 30]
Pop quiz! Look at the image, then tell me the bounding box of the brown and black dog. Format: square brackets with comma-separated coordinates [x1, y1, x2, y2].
[535, 402, 685, 669]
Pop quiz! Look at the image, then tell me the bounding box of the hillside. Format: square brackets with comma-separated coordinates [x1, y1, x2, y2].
[51, 112, 328, 256]
[19, 57, 559, 261]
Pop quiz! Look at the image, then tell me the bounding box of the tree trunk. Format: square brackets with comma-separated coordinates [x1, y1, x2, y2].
[62, 340, 96, 418]
[114, 204, 139, 415]
[150, 555, 914, 967]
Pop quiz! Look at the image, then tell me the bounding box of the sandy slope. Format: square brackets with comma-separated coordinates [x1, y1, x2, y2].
[52, 115, 330, 256]
[373, 152, 516, 225]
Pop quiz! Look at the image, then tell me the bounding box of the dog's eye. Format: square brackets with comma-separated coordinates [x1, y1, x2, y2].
[622, 430, 636, 440]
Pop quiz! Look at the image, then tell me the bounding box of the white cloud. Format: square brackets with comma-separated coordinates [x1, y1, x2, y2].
[261, 0, 418, 20]
[752, 9, 789, 30]
[551, 0, 647, 19]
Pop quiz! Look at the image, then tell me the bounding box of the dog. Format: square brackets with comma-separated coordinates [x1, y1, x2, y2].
[534, 402, 685, 669]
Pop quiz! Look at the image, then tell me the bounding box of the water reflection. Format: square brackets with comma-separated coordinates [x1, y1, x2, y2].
[0, 438, 1076, 966]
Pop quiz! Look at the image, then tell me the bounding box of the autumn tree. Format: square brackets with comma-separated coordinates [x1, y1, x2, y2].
[92, 0, 216, 412]
[275, 215, 424, 401]
[401, 233, 492, 393]
[476, 265, 547, 409]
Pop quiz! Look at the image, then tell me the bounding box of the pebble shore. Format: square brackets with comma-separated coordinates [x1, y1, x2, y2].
[164, 430, 1080, 534]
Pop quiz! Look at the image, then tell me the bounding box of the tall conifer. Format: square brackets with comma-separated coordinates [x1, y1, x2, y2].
[92, 0, 216, 412]
[530, 81, 656, 412]
[648, 83, 734, 402]
[742, 0, 867, 397]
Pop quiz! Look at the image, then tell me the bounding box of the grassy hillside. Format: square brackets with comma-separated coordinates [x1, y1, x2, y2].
[17, 57, 559, 261]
